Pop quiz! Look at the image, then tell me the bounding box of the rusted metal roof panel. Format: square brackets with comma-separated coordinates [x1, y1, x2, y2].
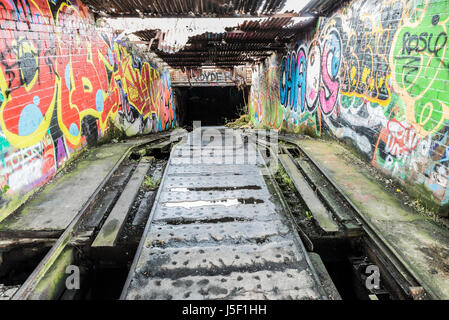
[131, 15, 316, 68]
[94, 0, 336, 68]
[84, 0, 291, 17]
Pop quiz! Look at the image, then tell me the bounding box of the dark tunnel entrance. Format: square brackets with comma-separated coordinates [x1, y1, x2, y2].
[175, 86, 249, 127]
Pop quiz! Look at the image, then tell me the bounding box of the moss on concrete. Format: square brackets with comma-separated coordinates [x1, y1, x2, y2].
[30, 247, 74, 300]
[277, 165, 294, 190]
[142, 175, 161, 190]
[401, 180, 446, 217]
[310, 133, 449, 218]
[0, 148, 88, 223]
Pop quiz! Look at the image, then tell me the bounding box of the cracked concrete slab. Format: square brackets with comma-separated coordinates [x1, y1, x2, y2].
[134, 241, 304, 277]
[167, 164, 259, 175]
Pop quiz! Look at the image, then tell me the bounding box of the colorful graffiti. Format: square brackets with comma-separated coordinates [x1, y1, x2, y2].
[249, 0, 449, 206]
[0, 0, 175, 219]
[279, 26, 342, 119]
[391, 2, 449, 136]
[249, 55, 283, 129]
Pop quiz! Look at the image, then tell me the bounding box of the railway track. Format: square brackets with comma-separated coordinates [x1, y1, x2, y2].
[3, 131, 185, 300]
[254, 132, 429, 300]
[120, 128, 332, 300]
[0, 128, 436, 300]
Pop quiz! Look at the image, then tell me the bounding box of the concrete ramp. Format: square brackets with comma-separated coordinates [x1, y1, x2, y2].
[121, 128, 327, 300]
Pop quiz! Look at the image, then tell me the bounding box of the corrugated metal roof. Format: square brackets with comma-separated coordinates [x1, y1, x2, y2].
[300, 0, 346, 16]
[90, 0, 340, 68]
[84, 0, 292, 17]
[132, 16, 315, 67]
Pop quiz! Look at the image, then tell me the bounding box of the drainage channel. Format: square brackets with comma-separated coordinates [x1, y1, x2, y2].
[67, 145, 172, 300]
[255, 136, 419, 300]
[274, 149, 371, 300]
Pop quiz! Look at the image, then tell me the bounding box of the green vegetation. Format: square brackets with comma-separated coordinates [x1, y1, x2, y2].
[305, 210, 313, 220]
[0, 184, 9, 195]
[278, 165, 294, 190]
[254, 122, 273, 130]
[98, 119, 127, 145]
[142, 175, 160, 190]
[279, 123, 318, 138]
[331, 137, 448, 220]
[225, 113, 253, 129]
[401, 181, 447, 217]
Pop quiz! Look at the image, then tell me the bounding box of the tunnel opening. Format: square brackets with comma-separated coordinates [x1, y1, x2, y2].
[175, 86, 249, 128]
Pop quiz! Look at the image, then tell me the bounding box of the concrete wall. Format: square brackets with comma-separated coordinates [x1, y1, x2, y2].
[0, 0, 176, 217]
[250, 0, 449, 207]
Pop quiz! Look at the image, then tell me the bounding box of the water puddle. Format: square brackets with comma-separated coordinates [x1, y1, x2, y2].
[164, 197, 264, 208]
[169, 185, 262, 192]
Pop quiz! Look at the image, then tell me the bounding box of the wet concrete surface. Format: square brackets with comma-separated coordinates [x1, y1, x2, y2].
[122, 128, 325, 300]
[298, 138, 449, 300]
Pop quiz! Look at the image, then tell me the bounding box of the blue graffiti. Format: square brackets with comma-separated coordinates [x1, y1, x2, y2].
[280, 47, 307, 114]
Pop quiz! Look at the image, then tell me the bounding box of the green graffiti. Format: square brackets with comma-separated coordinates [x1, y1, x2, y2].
[0, 132, 10, 167]
[391, 0, 449, 135]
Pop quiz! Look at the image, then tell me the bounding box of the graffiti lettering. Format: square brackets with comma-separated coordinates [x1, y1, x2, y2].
[0, 0, 176, 219]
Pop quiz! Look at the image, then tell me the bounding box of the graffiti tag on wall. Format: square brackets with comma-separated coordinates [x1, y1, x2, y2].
[0, 0, 176, 219]
[249, 0, 449, 205]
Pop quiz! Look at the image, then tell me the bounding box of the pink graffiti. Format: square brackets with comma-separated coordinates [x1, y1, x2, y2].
[319, 39, 340, 115]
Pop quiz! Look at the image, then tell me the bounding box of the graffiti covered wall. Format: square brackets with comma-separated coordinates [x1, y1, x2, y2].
[250, 0, 449, 207]
[0, 0, 176, 219]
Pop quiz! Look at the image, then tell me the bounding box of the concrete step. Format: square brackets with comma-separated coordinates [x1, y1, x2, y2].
[170, 156, 261, 165]
[133, 241, 304, 279]
[163, 174, 265, 189]
[159, 189, 269, 203]
[152, 202, 277, 223]
[166, 164, 260, 175]
[146, 220, 290, 247]
[125, 269, 320, 300]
